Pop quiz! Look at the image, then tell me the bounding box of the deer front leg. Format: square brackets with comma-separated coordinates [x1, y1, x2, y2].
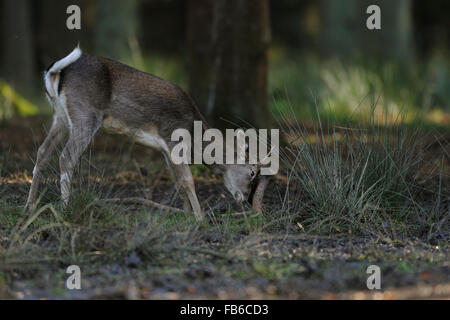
[162, 154, 192, 214]
[172, 163, 204, 222]
[26, 116, 67, 211]
[59, 114, 102, 206]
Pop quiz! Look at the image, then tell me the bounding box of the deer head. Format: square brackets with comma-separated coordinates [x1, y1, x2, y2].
[221, 164, 259, 203]
[218, 132, 272, 209]
[216, 162, 268, 213]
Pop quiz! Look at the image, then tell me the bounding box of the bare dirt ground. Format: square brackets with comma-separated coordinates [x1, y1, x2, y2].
[0, 116, 449, 299]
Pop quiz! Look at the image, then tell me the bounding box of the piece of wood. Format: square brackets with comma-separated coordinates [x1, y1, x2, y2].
[251, 175, 268, 213]
[103, 197, 184, 214]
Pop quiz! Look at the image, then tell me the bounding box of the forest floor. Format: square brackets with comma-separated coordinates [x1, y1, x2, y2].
[0, 116, 449, 299]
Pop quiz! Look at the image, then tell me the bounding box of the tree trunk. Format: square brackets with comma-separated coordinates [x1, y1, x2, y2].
[36, 0, 88, 70]
[187, 0, 271, 129]
[319, 0, 413, 61]
[94, 0, 138, 59]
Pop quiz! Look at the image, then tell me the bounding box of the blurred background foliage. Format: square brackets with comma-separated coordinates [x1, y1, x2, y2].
[0, 0, 449, 128]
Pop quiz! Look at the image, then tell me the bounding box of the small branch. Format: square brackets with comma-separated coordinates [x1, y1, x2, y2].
[169, 246, 229, 260]
[251, 176, 268, 213]
[0, 258, 57, 267]
[333, 125, 368, 131]
[103, 199, 261, 218]
[102, 197, 184, 214]
[229, 210, 254, 216]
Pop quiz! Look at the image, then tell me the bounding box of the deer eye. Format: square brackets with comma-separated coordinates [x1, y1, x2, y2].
[250, 170, 255, 177]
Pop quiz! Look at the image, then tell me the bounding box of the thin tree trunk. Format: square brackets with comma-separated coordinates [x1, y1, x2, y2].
[94, 0, 138, 59]
[36, 0, 88, 70]
[187, 0, 271, 129]
[319, 0, 413, 61]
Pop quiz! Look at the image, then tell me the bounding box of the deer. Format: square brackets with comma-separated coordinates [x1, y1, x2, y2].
[25, 47, 267, 221]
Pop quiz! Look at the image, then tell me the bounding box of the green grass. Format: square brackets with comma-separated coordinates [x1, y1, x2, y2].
[268, 48, 450, 126]
[277, 103, 448, 239]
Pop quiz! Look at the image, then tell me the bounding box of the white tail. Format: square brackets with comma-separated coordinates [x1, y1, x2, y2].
[44, 47, 82, 98]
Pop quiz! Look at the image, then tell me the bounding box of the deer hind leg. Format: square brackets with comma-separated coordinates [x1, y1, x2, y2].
[26, 115, 67, 210]
[59, 111, 102, 206]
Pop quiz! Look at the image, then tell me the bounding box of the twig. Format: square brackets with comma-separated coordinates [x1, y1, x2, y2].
[333, 125, 368, 131]
[23, 223, 69, 244]
[229, 210, 254, 216]
[169, 246, 233, 261]
[0, 258, 56, 266]
[251, 176, 268, 213]
[102, 197, 184, 214]
[103, 198, 260, 218]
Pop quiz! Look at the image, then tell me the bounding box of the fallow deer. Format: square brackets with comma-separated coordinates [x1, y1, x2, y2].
[26, 47, 266, 221]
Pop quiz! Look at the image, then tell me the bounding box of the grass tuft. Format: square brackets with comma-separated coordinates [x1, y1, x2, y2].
[277, 101, 448, 239]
